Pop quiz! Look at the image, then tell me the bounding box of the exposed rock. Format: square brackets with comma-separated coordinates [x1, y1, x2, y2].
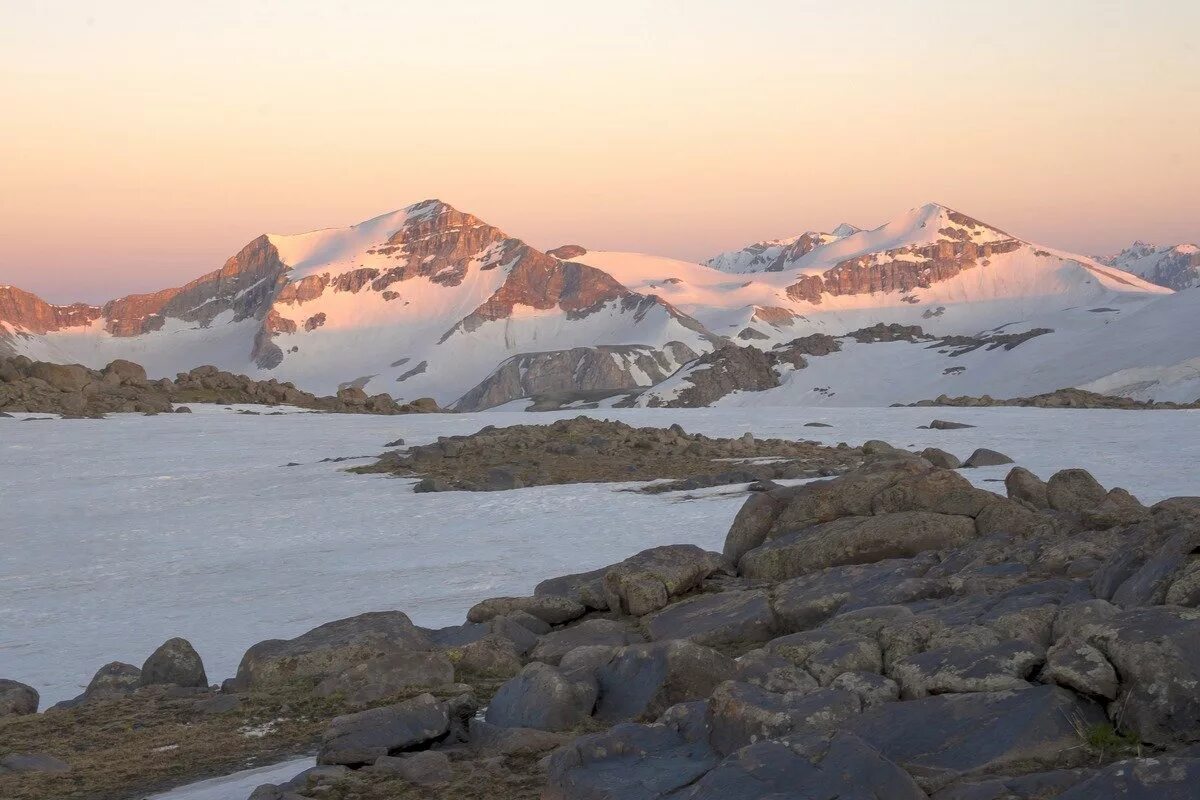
[921, 447, 963, 469]
[928, 419, 975, 429]
[0, 678, 39, 717]
[1058, 754, 1200, 799]
[1005, 467, 1049, 509]
[771, 557, 946, 631]
[829, 670, 900, 708]
[962, 448, 1015, 467]
[318, 693, 450, 766]
[314, 650, 455, 707]
[890, 640, 1044, 698]
[451, 635, 524, 678]
[1046, 468, 1109, 513]
[485, 662, 597, 731]
[466, 595, 587, 626]
[646, 344, 781, 408]
[528, 619, 645, 665]
[369, 750, 452, 787]
[1040, 638, 1118, 700]
[467, 718, 569, 756]
[645, 590, 776, 647]
[594, 640, 736, 722]
[602, 545, 727, 616]
[707, 681, 860, 756]
[83, 662, 142, 701]
[141, 637, 208, 688]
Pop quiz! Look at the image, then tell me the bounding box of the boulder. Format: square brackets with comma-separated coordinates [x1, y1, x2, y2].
[1005, 467, 1049, 508]
[317, 692, 450, 766]
[467, 718, 569, 756]
[890, 640, 1044, 698]
[929, 419, 975, 429]
[921, 447, 963, 469]
[706, 681, 861, 756]
[765, 460, 933, 536]
[1040, 638, 1118, 700]
[682, 733, 927, 800]
[1046, 468, 1108, 513]
[645, 590, 776, 647]
[141, 637, 207, 688]
[485, 662, 597, 731]
[732, 650, 818, 694]
[29, 362, 92, 392]
[936, 769, 1094, 800]
[603, 545, 727, 616]
[594, 640, 736, 723]
[770, 557, 945, 631]
[722, 491, 787, 564]
[829, 670, 899, 708]
[451, 634, 523, 678]
[869, 469, 998, 517]
[314, 650, 455, 707]
[740, 511, 976, 581]
[767, 629, 883, 686]
[545, 722, 718, 800]
[84, 662, 142, 701]
[1058, 755, 1200, 799]
[102, 359, 147, 384]
[962, 448, 1015, 468]
[0, 678, 38, 717]
[845, 685, 1106, 792]
[528, 618, 644, 665]
[235, 611, 434, 687]
[466, 595, 586, 625]
[535, 566, 610, 610]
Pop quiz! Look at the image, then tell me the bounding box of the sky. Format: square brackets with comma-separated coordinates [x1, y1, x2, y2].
[1, 0, 1197, 303]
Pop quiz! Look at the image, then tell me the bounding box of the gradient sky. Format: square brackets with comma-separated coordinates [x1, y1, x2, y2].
[2, 1, 1197, 303]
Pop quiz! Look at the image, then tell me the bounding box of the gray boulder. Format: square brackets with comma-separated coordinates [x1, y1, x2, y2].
[740, 511, 975, 581]
[603, 545, 728, 616]
[921, 447, 963, 469]
[732, 650, 818, 694]
[1058, 755, 1200, 799]
[314, 650, 454, 707]
[466, 595, 586, 625]
[0, 678, 39, 717]
[235, 611, 434, 688]
[545, 722, 718, 800]
[451, 634, 523, 678]
[1046, 468, 1108, 513]
[535, 566, 610, 610]
[317, 692, 450, 765]
[141, 637, 207, 688]
[890, 640, 1044, 699]
[1040, 638, 1118, 700]
[829, 670, 900, 708]
[83, 662, 142, 701]
[771, 557, 946, 631]
[767, 629, 883, 686]
[962, 448, 1014, 468]
[529, 618, 644, 665]
[706, 681, 860, 756]
[645, 590, 775, 647]
[594, 640, 736, 723]
[845, 685, 1106, 792]
[679, 733, 926, 800]
[485, 662, 597, 731]
[1005, 467, 1049, 508]
[467, 718, 569, 755]
[370, 750, 452, 787]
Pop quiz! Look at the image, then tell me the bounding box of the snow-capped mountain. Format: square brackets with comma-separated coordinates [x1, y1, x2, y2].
[704, 223, 862, 273]
[1098, 242, 1200, 291]
[2, 201, 1195, 409]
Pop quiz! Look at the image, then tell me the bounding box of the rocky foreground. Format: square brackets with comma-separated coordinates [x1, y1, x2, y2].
[0, 356, 442, 417]
[5, 440, 1200, 799]
[911, 386, 1200, 410]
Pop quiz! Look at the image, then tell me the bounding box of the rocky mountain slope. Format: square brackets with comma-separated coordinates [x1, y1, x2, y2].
[1098, 241, 1200, 291]
[3, 201, 1195, 409]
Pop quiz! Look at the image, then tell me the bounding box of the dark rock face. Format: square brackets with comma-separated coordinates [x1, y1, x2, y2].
[648, 344, 780, 408]
[645, 590, 776, 647]
[454, 343, 697, 412]
[593, 641, 736, 722]
[0, 285, 102, 334]
[485, 662, 597, 731]
[140, 638, 207, 688]
[1058, 754, 1200, 799]
[0, 679, 39, 717]
[317, 693, 451, 766]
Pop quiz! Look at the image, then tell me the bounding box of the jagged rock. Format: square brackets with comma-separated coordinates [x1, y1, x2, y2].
[235, 611, 434, 688]
[83, 662, 142, 701]
[1058, 754, 1200, 799]
[1005, 467, 1049, 508]
[645, 590, 776, 647]
[962, 448, 1014, 467]
[0, 678, 38, 717]
[545, 722, 719, 800]
[921, 447, 962, 469]
[723, 491, 788, 564]
[1046, 468, 1108, 513]
[528, 619, 645, 665]
[140, 637, 207, 688]
[845, 685, 1106, 792]
[466, 595, 586, 625]
[707, 681, 860, 756]
[890, 640, 1044, 698]
[602, 545, 727, 616]
[485, 662, 597, 731]
[317, 693, 450, 766]
[739, 511, 976, 581]
[594, 640, 736, 722]
[370, 751, 452, 786]
[314, 650, 455, 707]
[648, 344, 780, 408]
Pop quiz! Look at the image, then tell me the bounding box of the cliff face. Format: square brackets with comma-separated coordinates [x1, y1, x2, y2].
[0, 286, 101, 335]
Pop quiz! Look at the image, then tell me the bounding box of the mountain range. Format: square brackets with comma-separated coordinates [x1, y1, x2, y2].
[2, 200, 1197, 410]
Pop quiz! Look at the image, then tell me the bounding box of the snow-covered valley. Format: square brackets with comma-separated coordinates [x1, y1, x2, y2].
[3, 405, 1199, 706]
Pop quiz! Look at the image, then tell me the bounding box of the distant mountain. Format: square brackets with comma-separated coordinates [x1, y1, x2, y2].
[1098, 242, 1200, 291]
[3, 201, 1194, 409]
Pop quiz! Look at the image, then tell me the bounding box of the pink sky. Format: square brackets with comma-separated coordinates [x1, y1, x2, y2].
[2, 1, 1197, 303]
